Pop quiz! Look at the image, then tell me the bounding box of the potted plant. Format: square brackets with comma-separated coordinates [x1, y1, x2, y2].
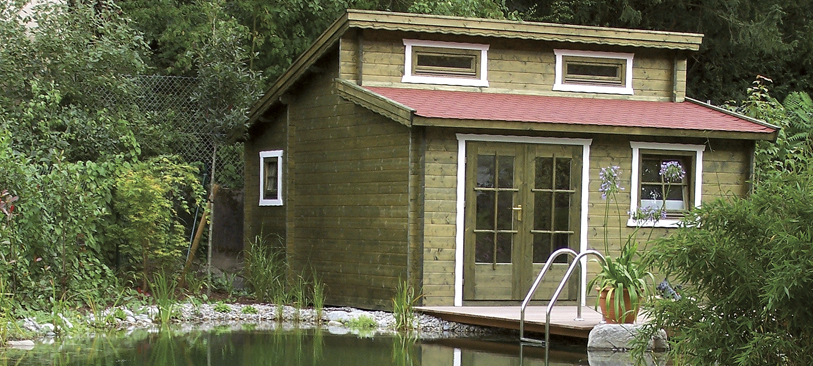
[588, 163, 684, 323]
[588, 237, 654, 323]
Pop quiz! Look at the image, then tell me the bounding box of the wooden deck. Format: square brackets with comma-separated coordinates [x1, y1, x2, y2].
[416, 306, 605, 339]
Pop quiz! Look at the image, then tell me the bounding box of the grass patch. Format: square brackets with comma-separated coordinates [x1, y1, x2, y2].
[345, 315, 377, 330]
[241, 305, 258, 314]
[393, 279, 422, 331]
[213, 302, 231, 313]
[150, 272, 177, 324]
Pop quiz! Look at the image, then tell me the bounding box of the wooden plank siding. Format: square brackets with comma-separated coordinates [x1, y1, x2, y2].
[249, 52, 415, 310]
[350, 31, 678, 102]
[420, 128, 460, 305]
[244, 110, 288, 247]
[583, 136, 753, 303]
[414, 129, 754, 306]
[291, 57, 412, 309]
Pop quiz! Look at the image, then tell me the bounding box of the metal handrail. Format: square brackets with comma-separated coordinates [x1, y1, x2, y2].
[519, 248, 578, 343]
[519, 248, 607, 348]
[544, 250, 606, 347]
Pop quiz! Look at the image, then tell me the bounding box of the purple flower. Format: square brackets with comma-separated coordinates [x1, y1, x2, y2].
[630, 205, 667, 223]
[599, 166, 623, 200]
[660, 161, 686, 182]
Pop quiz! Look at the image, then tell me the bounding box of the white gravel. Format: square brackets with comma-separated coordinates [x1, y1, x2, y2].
[12, 302, 496, 343]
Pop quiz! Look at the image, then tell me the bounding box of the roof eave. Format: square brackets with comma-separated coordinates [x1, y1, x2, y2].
[346, 10, 703, 51]
[685, 97, 781, 136]
[247, 13, 351, 125]
[412, 117, 778, 141]
[334, 78, 414, 127]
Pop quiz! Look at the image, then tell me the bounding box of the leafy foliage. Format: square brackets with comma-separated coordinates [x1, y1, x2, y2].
[518, 0, 813, 104]
[634, 170, 813, 365]
[726, 77, 813, 182]
[407, 0, 514, 19]
[111, 156, 203, 289]
[189, 0, 263, 142]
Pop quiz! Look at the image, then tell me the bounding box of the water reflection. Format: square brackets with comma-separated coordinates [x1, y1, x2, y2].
[0, 327, 661, 366]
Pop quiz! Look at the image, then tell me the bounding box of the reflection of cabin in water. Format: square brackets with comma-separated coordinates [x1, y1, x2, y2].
[244, 10, 777, 310]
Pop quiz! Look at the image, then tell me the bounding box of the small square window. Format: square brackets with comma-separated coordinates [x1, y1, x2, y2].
[629, 142, 705, 227]
[403, 39, 489, 87]
[639, 155, 691, 215]
[259, 150, 283, 206]
[554, 49, 634, 95]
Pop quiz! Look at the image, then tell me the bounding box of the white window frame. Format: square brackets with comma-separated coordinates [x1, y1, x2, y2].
[553, 49, 634, 95]
[259, 150, 283, 206]
[402, 39, 489, 87]
[628, 142, 705, 228]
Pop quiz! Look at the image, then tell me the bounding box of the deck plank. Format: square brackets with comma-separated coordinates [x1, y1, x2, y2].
[416, 306, 609, 339]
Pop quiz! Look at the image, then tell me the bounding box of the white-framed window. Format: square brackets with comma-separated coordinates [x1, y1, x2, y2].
[628, 142, 705, 228]
[402, 39, 489, 87]
[259, 150, 283, 206]
[554, 49, 634, 95]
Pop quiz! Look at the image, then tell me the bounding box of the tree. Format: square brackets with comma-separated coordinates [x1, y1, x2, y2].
[514, 0, 813, 104]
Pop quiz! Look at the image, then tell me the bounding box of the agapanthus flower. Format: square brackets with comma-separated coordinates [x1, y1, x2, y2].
[630, 205, 667, 223]
[599, 165, 623, 200]
[660, 161, 685, 182]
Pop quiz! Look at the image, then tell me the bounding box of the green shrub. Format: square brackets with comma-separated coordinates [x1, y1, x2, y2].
[345, 315, 377, 330]
[213, 302, 231, 313]
[633, 170, 813, 365]
[112, 156, 202, 289]
[241, 305, 258, 315]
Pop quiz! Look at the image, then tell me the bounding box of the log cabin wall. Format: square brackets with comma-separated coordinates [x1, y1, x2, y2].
[340, 30, 684, 102]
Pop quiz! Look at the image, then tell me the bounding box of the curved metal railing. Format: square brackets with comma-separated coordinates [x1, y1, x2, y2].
[520, 249, 607, 346]
[519, 248, 578, 343]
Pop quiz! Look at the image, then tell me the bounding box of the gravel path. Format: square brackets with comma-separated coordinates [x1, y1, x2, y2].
[11, 302, 497, 346]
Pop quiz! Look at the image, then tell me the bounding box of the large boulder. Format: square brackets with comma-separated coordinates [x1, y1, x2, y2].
[587, 323, 668, 351]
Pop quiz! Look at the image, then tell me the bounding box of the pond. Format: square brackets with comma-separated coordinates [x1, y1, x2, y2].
[0, 326, 661, 366]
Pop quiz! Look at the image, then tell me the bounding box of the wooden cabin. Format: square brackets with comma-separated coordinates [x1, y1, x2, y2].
[244, 10, 777, 310]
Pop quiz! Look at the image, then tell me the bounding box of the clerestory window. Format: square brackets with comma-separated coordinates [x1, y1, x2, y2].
[554, 49, 634, 95]
[402, 39, 489, 87]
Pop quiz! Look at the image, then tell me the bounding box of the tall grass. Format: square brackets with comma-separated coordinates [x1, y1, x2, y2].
[311, 271, 326, 323]
[0, 276, 9, 343]
[393, 280, 422, 331]
[243, 234, 287, 303]
[150, 272, 177, 324]
[291, 276, 308, 322]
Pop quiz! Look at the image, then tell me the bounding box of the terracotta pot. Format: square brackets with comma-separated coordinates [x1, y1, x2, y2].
[598, 287, 639, 324]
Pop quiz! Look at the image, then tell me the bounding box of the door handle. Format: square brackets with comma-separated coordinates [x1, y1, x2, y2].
[513, 205, 522, 221]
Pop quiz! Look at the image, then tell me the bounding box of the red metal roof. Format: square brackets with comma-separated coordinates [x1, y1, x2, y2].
[365, 87, 775, 134]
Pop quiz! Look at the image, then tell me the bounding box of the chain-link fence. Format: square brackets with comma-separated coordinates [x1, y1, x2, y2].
[100, 75, 244, 189]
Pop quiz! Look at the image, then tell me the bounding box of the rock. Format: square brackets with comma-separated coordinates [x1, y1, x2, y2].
[40, 323, 55, 332]
[587, 351, 668, 366]
[58, 314, 74, 329]
[587, 324, 668, 352]
[8, 340, 35, 350]
[325, 311, 350, 323]
[326, 325, 349, 335]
